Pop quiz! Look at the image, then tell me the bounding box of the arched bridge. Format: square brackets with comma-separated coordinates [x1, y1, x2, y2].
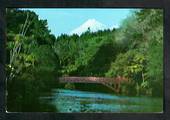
[59, 76, 129, 93]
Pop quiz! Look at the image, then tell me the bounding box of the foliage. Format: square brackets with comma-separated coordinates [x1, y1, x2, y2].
[6, 9, 163, 112]
[106, 9, 163, 96]
[64, 83, 75, 90]
[6, 8, 59, 111]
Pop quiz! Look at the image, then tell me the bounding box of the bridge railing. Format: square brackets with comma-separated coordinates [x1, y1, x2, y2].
[59, 77, 114, 83]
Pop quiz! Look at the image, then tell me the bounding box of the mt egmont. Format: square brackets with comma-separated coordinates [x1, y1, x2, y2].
[70, 19, 108, 36]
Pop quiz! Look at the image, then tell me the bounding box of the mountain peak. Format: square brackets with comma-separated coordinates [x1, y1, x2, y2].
[70, 19, 107, 36]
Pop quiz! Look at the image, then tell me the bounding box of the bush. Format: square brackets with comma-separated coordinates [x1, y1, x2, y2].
[64, 83, 75, 90]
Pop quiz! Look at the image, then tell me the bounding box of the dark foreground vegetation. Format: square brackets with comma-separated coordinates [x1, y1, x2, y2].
[6, 9, 163, 112]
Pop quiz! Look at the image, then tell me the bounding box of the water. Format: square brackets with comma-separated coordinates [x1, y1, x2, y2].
[40, 89, 163, 113]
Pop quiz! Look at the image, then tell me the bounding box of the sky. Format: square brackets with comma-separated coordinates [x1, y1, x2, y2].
[27, 9, 134, 37]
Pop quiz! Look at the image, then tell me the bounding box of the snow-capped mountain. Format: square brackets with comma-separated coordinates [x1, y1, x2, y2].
[110, 24, 119, 30]
[70, 19, 107, 36]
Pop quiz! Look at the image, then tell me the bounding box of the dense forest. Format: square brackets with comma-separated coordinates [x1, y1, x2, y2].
[6, 9, 163, 112]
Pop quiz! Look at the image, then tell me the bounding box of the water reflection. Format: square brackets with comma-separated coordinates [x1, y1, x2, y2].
[40, 89, 163, 113]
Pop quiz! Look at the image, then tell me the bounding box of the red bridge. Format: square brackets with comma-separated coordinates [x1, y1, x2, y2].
[59, 76, 129, 93]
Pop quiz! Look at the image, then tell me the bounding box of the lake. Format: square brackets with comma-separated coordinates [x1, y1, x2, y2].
[40, 89, 163, 113]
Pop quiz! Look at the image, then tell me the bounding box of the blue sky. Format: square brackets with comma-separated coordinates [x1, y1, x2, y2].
[27, 9, 134, 36]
